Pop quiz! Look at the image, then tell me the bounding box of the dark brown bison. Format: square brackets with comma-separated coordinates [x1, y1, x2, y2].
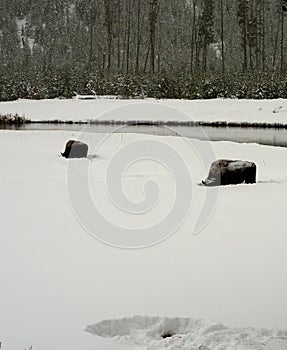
[202, 159, 256, 186]
[61, 140, 88, 158]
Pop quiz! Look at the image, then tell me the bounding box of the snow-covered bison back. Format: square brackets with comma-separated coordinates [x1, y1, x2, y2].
[202, 159, 256, 186]
[61, 140, 88, 158]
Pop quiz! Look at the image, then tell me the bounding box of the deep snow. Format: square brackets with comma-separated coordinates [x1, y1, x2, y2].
[1, 128, 287, 350]
[1, 97, 287, 350]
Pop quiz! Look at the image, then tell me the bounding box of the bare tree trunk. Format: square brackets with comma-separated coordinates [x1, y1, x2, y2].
[220, 0, 225, 73]
[126, 0, 131, 74]
[157, 53, 160, 72]
[202, 34, 207, 73]
[255, 0, 260, 70]
[262, 0, 265, 70]
[104, 0, 113, 74]
[243, 17, 248, 70]
[89, 12, 94, 63]
[144, 44, 150, 72]
[273, 12, 281, 67]
[239, 1, 248, 71]
[249, 43, 253, 72]
[149, 0, 160, 74]
[116, 0, 121, 71]
[89, 2, 97, 65]
[281, 6, 285, 74]
[190, 0, 197, 73]
[249, 0, 254, 72]
[102, 52, 106, 71]
[135, 0, 141, 73]
[121, 21, 126, 72]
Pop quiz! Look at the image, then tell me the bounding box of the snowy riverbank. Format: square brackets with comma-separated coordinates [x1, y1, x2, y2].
[1, 129, 287, 350]
[1, 98, 287, 125]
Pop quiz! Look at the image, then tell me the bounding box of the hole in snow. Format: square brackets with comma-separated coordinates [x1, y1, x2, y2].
[161, 331, 176, 339]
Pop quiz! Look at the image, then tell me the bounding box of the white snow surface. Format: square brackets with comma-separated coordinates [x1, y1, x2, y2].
[86, 315, 287, 350]
[1, 129, 287, 350]
[2, 98, 287, 349]
[1, 98, 287, 124]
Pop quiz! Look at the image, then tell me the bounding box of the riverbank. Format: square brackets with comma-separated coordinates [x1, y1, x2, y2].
[1, 98, 287, 126]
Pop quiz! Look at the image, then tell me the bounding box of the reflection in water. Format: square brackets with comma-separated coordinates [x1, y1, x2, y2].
[1, 123, 287, 147]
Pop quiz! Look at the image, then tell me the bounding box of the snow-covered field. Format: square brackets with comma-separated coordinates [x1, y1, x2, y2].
[1, 99, 287, 350]
[1, 98, 287, 124]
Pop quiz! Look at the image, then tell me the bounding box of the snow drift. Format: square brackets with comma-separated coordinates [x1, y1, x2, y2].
[86, 315, 287, 350]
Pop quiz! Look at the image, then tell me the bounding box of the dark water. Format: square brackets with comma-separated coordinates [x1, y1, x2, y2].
[1, 123, 287, 147]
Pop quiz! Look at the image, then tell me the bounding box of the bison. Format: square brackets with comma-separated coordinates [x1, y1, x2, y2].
[202, 159, 256, 186]
[61, 140, 88, 159]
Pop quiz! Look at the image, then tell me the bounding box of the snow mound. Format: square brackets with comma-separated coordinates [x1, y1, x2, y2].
[85, 316, 287, 350]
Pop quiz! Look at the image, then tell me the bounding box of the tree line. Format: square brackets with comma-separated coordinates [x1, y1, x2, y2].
[0, 0, 287, 100]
